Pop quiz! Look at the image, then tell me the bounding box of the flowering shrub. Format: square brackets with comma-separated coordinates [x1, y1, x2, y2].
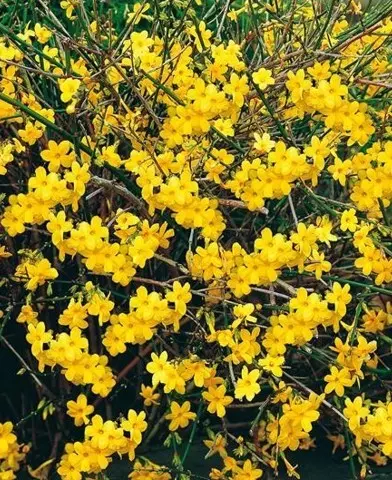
[1, 0, 392, 478]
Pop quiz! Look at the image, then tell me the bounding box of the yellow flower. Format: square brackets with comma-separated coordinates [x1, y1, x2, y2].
[326, 282, 352, 317]
[324, 366, 354, 397]
[304, 250, 332, 280]
[187, 21, 212, 52]
[202, 385, 233, 417]
[128, 235, 157, 268]
[252, 67, 275, 90]
[0, 143, 14, 175]
[340, 209, 358, 232]
[46, 210, 73, 245]
[17, 305, 39, 325]
[60, 0, 80, 19]
[232, 303, 257, 329]
[64, 161, 90, 196]
[26, 322, 52, 356]
[87, 293, 114, 326]
[127, 2, 150, 25]
[253, 132, 275, 153]
[258, 355, 284, 377]
[0, 245, 12, 259]
[343, 396, 369, 430]
[34, 23, 52, 44]
[122, 410, 147, 445]
[203, 433, 227, 458]
[304, 136, 330, 169]
[146, 351, 169, 385]
[233, 459, 263, 480]
[66, 394, 94, 426]
[18, 122, 43, 146]
[328, 157, 352, 186]
[59, 78, 81, 103]
[140, 384, 160, 407]
[0, 422, 17, 458]
[234, 366, 260, 401]
[214, 118, 234, 137]
[40, 140, 75, 172]
[165, 281, 192, 316]
[223, 73, 249, 108]
[165, 401, 196, 431]
[181, 358, 211, 387]
[25, 258, 58, 291]
[308, 61, 331, 81]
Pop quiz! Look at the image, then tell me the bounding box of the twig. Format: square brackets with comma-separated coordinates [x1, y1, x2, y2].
[86, 187, 104, 201]
[288, 194, 299, 226]
[216, 0, 231, 40]
[90, 176, 146, 213]
[228, 361, 237, 388]
[356, 78, 392, 90]
[252, 287, 290, 300]
[218, 198, 269, 215]
[226, 431, 269, 467]
[93, 342, 156, 407]
[1, 337, 55, 400]
[283, 372, 347, 422]
[275, 279, 297, 295]
[154, 254, 189, 274]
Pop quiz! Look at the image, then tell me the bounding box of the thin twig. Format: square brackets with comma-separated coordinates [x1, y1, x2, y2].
[288, 193, 299, 226]
[218, 198, 268, 215]
[1, 337, 55, 400]
[283, 372, 347, 422]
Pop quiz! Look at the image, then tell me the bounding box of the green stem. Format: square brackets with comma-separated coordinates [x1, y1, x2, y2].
[315, 0, 338, 49]
[349, 301, 364, 346]
[248, 72, 291, 143]
[378, 198, 390, 226]
[337, 397, 357, 480]
[379, 334, 392, 346]
[0, 23, 64, 69]
[181, 402, 203, 466]
[0, 91, 92, 155]
[0, 307, 13, 340]
[325, 275, 392, 297]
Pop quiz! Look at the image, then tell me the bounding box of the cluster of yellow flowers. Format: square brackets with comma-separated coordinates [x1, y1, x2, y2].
[1, 0, 392, 479]
[0, 422, 28, 479]
[58, 407, 148, 478]
[2, 163, 90, 238]
[344, 396, 392, 457]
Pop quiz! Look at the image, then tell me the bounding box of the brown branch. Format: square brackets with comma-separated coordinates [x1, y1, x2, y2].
[90, 176, 148, 215]
[93, 342, 156, 408]
[218, 199, 268, 215]
[355, 78, 392, 89]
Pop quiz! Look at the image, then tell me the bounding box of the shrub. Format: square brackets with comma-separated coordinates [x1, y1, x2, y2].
[1, 0, 392, 479]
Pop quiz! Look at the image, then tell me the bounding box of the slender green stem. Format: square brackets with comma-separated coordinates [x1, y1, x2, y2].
[337, 397, 357, 480]
[349, 301, 364, 345]
[315, 0, 338, 49]
[0, 23, 64, 69]
[0, 91, 92, 154]
[378, 198, 390, 226]
[325, 275, 392, 297]
[181, 402, 203, 466]
[248, 72, 291, 143]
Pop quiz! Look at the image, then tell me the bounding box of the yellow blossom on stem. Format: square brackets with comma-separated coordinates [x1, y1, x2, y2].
[235, 366, 261, 401]
[324, 366, 354, 397]
[66, 394, 94, 426]
[165, 401, 196, 431]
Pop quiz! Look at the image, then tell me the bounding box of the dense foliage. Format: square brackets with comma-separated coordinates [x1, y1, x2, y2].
[1, 0, 392, 479]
